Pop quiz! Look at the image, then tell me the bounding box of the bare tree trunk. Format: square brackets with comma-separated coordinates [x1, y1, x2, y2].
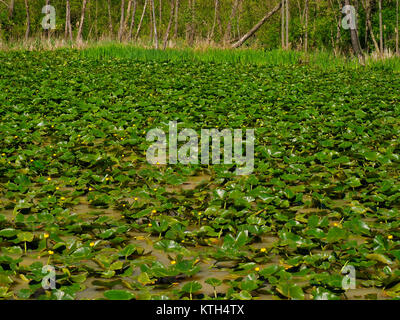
[77, 0, 88, 42]
[281, 0, 285, 49]
[224, 0, 240, 44]
[232, 1, 282, 48]
[305, 0, 308, 52]
[159, 0, 162, 30]
[396, 0, 399, 55]
[329, 0, 341, 54]
[208, 0, 219, 42]
[187, 0, 195, 45]
[285, 0, 290, 49]
[163, 0, 175, 49]
[151, 0, 159, 48]
[344, 0, 364, 61]
[118, 0, 126, 42]
[362, 0, 380, 53]
[135, 0, 148, 40]
[107, 0, 113, 37]
[8, 0, 14, 19]
[173, 0, 180, 39]
[45, 0, 51, 39]
[378, 0, 383, 54]
[149, 0, 153, 41]
[128, 0, 138, 40]
[65, 0, 73, 41]
[124, 0, 133, 34]
[24, 0, 30, 42]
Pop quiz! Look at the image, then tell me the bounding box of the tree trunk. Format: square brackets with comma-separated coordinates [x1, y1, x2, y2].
[232, 1, 282, 48]
[187, 0, 195, 45]
[24, 0, 30, 41]
[135, 0, 148, 40]
[363, 0, 380, 53]
[396, 0, 399, 55]
[118, 0, 125, 42]
[281, 0, 285, 49]
[379, 0, 383, 54]
[124, 0, 133, 35]
[159, 0, 162, 31]
[8, 0, 14, 19]
[224, 0, 240, 44]
[151, 0, 159, 48]
[173, 0, 179, 39]
[305, 0, 308, 52]
[65, 0, 73, 41]
[285, 0, 290, 49]
[45, 0, 50, 39]
[107, 0, 113, 37]
[77, 0, 88, 42]
[128, 0, 138, 40]
[208, 0, 219, 42]
[344, 0, 364, 61]
[163, 0, 175, 49]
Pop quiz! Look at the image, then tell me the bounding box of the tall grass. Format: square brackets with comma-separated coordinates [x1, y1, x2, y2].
[80, 43, 400, 72]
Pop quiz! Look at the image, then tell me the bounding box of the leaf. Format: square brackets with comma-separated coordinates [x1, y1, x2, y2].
[181, 281, 202, 294]
[365, 254, 392, 265]
[104, 290, 134, 300]
[138, 272, 152, 285]
[276, 283, 304, 300]
[205, 278, 222, 287]
[17, 232, 34, 242]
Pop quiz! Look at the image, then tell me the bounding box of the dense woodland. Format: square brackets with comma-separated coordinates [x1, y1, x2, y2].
[0, 0, 399, 55]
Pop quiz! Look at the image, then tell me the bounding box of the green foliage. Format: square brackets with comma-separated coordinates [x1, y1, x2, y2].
[0, 49, 399, 300]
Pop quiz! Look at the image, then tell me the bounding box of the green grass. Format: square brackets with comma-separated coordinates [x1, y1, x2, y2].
[80, 42, 400, 72]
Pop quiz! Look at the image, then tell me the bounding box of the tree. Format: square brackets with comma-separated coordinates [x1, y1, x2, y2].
[118, 0, 126, 42]
[281, 0, 285, 49]
[232, 1, 282, 48]
[8, 0, 14, 19]
[128, 0, 138, 40]
[379, 0, 383, 54]
[135, 0, 148, 41]
[286, 0, 290, 49]
[344, 0, 364, 61]
[163, 0, 175, 49]
[396, 0, 399, 55]
[173, 0, 180, 39]
[107, 0, 113, 37]
[150, 0, 158, 48]
[305, 0, 309, 52]
[208, 0, 219, 42]
[361, 0, 380, 53]
[125, 0, 134, 32]
[24, 0, 30, 41]
[224, 0, 240, 44]
[65, 0, 73, 41]
[77, 0, 88, 42]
